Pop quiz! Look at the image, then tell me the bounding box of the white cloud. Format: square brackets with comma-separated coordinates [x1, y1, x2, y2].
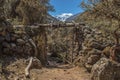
[55, 13, 73, 21]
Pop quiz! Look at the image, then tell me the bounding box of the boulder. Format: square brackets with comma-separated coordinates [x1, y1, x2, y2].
[0, 36, 5, 43]
[0, 46, 2, 54]
[2, 42, 10, 48]
[5, 34, 11, 42]
[91, 58, 120, 80]
[85, 54, 101, 72]
[88, 41, 105, 50]
[10, 34, 17, 41]
[88, 49, 101, 56]
[0, 61, 3, 73]
[102, 46, 111, 58]
[10, 43, 16, 48]
[16, 39, 25, 45]
[15, 46, 24, 54]
[32, 57, 42, 69]
[3, 48, 10, 54]
[23, 46, 33, 55]
[87, 55, 100, 65]
[84, 49, 101, 72]
[25, 43, 32, 47]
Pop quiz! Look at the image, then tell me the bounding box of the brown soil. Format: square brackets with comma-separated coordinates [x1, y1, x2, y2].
[30, 65, 90, 80]
[0, 56, 90, 80]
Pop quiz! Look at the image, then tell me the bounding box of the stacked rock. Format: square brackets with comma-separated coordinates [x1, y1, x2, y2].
[91, 58, 120, 80]
[78, 26, 113, 72]
[0, 25, 34, 56]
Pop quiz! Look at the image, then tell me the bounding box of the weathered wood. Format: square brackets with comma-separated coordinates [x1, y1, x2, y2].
[28, 23, 85, 28]
[13, 23, 85, 34]
[28, 39, 38, 57]
[38, 23, 85, 27]
[25, 57, 33, 78]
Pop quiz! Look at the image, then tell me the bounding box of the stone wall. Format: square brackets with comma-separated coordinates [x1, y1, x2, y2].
[0, 25, 34, 56]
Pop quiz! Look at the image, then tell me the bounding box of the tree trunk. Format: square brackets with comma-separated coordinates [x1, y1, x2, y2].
[32, 27, 47, 66]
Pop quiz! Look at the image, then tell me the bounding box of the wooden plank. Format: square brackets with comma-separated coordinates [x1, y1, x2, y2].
[37, 23, 85, 27]
[13, 23, 85, 29]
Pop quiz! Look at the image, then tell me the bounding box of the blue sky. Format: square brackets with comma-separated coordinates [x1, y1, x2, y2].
[49, 0, 84, 16]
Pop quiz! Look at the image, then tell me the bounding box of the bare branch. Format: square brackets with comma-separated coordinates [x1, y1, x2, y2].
[25, 57, 33, 78]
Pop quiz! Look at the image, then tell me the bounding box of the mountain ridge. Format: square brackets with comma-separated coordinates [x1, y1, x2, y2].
[66, 13, 81, 22]
[55, 13, 73, 22]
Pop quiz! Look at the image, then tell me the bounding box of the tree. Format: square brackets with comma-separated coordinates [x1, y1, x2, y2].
[0, 0, 12, 29]
[80, 0, 120, 62]
[78, 0, 120, 34]
[80, 0, 120, 22]
[8, 0, 54, 25]
[0, 0, 6, 22]
[1, 0, 54, 66]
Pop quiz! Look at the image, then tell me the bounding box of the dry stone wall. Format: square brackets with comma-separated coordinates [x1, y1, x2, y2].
[0, 25, 36, 57]
[78, 26, 114, 72]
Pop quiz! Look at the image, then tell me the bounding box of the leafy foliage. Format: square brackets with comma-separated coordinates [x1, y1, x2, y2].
[77, 0, 120, 32]
[4, 0, 54, 25]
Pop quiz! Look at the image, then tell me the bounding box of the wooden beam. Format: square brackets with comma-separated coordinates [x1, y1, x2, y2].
[13, 23, 85, 30]
[29, 23, 85, 29]
[39, 23, 85, 27]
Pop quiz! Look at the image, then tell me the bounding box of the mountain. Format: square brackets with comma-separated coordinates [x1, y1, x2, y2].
[46, 13, 81, 23]
[65, 13, 81, 22]
[46, 14, 60, 23]
[55, 13, 73, 22]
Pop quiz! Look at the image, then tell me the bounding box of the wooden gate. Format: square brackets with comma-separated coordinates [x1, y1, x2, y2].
[13, 22, 85, 65]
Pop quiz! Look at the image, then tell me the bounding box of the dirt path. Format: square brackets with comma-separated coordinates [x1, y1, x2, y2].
[1, 57, 90, 80]
[30, 64, 90, 80]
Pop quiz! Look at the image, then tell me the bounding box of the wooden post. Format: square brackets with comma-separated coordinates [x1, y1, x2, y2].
[32, 27, 47, 66]
[13, 23, 85, 65]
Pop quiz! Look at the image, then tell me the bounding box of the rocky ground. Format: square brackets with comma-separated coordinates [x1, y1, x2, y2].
[0, 24, 120, 80]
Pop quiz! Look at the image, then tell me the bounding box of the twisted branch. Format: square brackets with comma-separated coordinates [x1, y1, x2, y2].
[25, 57, 33, 78]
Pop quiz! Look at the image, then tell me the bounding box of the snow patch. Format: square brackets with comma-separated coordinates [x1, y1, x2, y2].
[55, 13, 73, 22]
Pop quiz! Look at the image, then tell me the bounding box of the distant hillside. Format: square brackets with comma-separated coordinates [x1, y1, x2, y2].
[46, 14, 60, 23]
[65, 13, 81, 22]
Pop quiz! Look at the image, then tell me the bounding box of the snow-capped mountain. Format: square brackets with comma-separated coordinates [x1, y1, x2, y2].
[55, 13, 73, 22]
[66, 13, 81, 22]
